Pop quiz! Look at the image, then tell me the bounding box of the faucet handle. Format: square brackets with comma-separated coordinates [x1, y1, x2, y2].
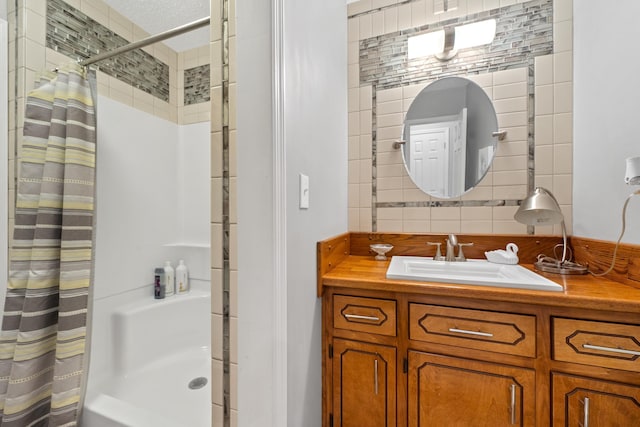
[456, 242, 474, 261]
[427, 242, 444, 260]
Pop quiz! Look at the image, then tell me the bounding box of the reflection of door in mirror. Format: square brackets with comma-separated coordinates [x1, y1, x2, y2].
[409, 108, 467, 198]
[477, 145, 493, 181]
[450, 108, 467, 198]
[410, 125, 449, 197]
[401, 77, 498, 199]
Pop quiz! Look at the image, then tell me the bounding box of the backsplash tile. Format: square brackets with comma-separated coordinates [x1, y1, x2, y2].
[347, 0, 572, 234]
[184, 64, 212, 105]
[360, 0, 553, 91]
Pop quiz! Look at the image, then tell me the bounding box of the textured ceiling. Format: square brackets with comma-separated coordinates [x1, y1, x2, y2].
[101, 0, 210, 52]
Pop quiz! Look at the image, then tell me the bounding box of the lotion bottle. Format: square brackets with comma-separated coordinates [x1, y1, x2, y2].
[164, 261, 175, 296]
[176, 260, 189, 293]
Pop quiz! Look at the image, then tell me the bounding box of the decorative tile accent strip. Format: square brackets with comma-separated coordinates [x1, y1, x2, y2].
[184, 64, 211, 105]
[359, 0, 553, 90]
[377, 200, 521, 208]
[46, 0, 170, 102]
[220, 0, 231, 424]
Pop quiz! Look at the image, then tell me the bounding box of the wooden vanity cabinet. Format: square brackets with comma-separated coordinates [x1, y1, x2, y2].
[331, 339, 396, 427]
[323, 285, 640, 427]
[551, 317, 640, 425]
[328, 294, 398, 427]
[552, 373, 640, 426]
[324, 288, 541, 426]
[408, 351, 536, 427]
[319, 234, 640, 426]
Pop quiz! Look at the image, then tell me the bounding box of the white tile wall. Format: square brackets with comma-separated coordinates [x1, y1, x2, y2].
[348, 0, 573, 235]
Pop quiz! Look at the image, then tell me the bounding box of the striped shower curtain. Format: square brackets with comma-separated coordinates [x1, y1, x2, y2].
[0, 64, 97, 426]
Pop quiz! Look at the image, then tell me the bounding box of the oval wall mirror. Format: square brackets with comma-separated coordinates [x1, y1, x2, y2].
[400, 76, 499, 199]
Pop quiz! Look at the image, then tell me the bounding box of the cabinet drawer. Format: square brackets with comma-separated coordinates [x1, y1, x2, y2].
[553, 317, 640, 372]
[409, 304, 536, 357]
[333, 295, 396, 336]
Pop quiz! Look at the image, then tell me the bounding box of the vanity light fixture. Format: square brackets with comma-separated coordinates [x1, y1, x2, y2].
[514, 187, 588, 275]
[408, 19, 497, 61]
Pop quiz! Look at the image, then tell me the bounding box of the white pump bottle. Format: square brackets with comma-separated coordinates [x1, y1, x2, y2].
[176, 260, 189, 293]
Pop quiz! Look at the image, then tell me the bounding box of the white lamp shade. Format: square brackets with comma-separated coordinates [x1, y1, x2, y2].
[454, 19, 496, 50]
[514, 187, 564, 226]
[408, 30, 445, 59]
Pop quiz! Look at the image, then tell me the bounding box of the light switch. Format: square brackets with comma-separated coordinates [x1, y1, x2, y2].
[299, 173, 309, 209]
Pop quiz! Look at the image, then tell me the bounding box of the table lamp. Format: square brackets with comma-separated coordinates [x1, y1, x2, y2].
[514, 187, 588, 275]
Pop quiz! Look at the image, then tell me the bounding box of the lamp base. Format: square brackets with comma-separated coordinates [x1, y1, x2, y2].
[534, 259, 588, 275]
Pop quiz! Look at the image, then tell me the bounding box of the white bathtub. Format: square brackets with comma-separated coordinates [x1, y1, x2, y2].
[82, 287, 211, 427]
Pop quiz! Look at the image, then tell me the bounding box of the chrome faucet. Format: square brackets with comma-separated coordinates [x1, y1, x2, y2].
[445, 234, 458, 262]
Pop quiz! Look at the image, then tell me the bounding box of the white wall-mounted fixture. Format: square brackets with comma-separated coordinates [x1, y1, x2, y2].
[408, 19, 496, 61]
[592, 156, 640, 277]
[625, 156, 640, 185]
[514, 187, 588, 275]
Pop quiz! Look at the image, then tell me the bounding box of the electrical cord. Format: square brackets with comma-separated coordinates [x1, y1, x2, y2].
[591, 189, 640, 277]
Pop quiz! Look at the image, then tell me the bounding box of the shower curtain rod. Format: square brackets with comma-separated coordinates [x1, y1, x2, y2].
[79, 16, 210, 67]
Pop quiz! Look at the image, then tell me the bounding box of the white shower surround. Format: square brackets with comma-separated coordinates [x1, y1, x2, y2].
[87, 95, 211, 423]
[83, 287, 211, 427]
[94, 95, 210, 301]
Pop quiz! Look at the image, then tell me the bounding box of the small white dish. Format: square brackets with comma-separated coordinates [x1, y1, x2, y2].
[485, 242, 519, 265]
[370, 243, 394, 260]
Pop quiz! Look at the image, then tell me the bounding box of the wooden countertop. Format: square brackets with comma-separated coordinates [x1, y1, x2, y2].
[318, 232, 640, 314]
[322, 255, 640, 313]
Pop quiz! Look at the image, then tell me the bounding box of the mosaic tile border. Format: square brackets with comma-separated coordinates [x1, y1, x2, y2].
[46, 0, 170, 102]
[220, 0, 231, 425]
[377, 200, 521, 208]
[184, 64, 211, 105]
[360, 0, 553, 90]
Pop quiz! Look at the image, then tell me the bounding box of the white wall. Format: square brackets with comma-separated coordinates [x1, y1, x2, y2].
[573, 0, 640, 244]
[237, 0, 276, 424]
[178, 122, 211, 245]
[284, 0, 347, 425]
[237, 0, 348, 426]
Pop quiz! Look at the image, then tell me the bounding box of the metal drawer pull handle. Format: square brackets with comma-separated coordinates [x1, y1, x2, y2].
[579, 397, 590, 427]
[344, 313, 380, 322]
[583, 343, 640, 356]
[510, 384, 516, 425]
[449, 327, 494, 337]
[374, 359, 378, 395]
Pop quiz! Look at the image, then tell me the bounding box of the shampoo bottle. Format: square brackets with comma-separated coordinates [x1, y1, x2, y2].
[164, 261, 175, 296]
[176, 260, 189, 293]
[154, 268, 166, 299]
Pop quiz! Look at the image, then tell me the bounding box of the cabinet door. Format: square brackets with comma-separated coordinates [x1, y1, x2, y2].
[408, 351, 535, 427]
[552, 373, 640, 426]
[332, 339, 396, 427]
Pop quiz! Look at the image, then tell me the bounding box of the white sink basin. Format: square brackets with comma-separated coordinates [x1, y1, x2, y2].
[386, 256, 563, 292]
